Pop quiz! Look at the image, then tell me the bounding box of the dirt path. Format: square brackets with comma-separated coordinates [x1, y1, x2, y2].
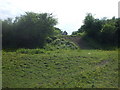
[63, 36, 91, 49]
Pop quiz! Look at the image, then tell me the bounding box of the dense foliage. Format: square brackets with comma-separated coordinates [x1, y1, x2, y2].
[45, 36, 79, 50]
[73, 13, 120, 48]
[2, 12, 59, 48]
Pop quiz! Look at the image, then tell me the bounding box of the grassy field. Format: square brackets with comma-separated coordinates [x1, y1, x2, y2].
[2, 49, 118, 88]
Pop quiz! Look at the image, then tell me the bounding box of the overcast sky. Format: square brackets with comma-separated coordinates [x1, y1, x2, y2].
[0, 0, 119, 34]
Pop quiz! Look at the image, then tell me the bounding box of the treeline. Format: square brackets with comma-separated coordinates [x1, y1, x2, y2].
[2, 12, 120, 49]
[72, 13, 120, 48]
[2, 12, 62, 49]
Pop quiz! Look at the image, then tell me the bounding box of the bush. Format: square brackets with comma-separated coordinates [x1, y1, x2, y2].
[46, 37, 53, 43]
[45, 38, 79, 50]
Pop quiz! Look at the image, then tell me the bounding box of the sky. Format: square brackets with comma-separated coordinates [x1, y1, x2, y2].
[0, 0, 119, 35]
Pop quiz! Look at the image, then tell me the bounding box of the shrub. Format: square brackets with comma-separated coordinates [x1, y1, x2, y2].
[45, 38, 79, 50]
[46, 37, 53, 43]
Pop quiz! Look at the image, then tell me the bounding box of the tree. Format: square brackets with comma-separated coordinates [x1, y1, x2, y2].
[2, 12, 58, 48]
[78, 25, 85, 33]
[62, 31, 68, 35]
[2, 18, 15, 48]
[76, 13, 119, 48]
[114, 18, 120, 47]
[53, 27, 62, 36]
[72, 31, 78, 35]
[83, 13, 103, 38]
[101, 18, 117, 45]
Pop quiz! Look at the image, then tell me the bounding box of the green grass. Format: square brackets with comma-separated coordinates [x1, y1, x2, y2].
[2, 49, 118, 88]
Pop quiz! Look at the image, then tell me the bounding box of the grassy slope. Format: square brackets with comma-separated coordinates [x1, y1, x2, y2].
[2, 49, 118, 88]
[61, 35, 99, 49]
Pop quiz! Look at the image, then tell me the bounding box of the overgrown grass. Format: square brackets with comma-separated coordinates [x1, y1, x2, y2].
[2, 49, 118, 88]
[16, 48, 45, 54]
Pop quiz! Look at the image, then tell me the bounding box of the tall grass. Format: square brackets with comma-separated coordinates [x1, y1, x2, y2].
[16, 48, 45, 54]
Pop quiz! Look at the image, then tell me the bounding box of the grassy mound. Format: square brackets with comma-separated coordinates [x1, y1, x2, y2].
[45, 37, 79, 50]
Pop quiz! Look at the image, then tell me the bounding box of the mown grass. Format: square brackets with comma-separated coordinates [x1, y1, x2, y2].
[2, 49, 118, 88]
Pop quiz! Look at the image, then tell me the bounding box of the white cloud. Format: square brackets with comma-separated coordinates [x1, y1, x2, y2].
[0, 0, 119, 34]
